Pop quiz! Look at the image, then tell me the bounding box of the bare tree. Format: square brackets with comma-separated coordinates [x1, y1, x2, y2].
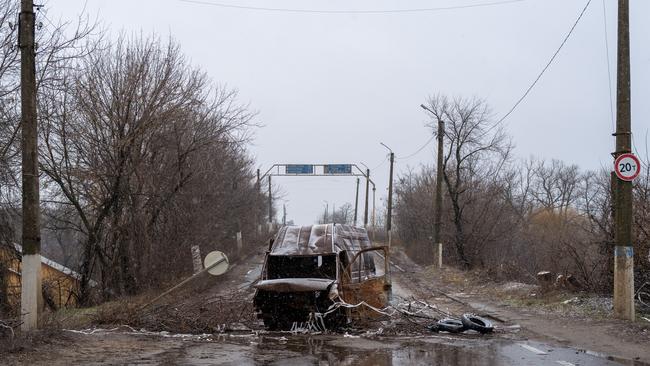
[422, 95, 512, 268]
[39, 35, 260, 302]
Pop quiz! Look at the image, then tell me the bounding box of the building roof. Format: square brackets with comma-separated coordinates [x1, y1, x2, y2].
[270, 224, 373, 257]
[12, 243, 98, 286]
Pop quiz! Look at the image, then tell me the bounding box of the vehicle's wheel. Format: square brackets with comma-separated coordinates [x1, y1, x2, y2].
[460, 314, 494, 334]
[436, 318, 465, 333]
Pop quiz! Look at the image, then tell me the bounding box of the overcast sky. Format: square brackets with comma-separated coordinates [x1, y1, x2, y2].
[50, 0, 649, 225]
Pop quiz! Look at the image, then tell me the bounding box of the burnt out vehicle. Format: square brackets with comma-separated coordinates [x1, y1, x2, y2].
[253, 224, 391, 330]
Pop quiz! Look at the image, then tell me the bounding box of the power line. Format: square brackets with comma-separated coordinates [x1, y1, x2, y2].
[178, 0, 526, 14]
[602, 0, 615, 132]
[372, 155, 389, 170]
[396, 134, 435, 160]
[496, 0, 592, 125]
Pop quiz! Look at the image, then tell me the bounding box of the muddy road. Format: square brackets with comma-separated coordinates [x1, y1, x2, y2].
[8, 327, 633, 366]
[4, 248, 648, 366]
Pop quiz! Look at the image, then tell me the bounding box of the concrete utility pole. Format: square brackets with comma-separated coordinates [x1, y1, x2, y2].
[353, 178, 359, 226]
[613, 0, 634, 320]
[282, 204, 286, 225]
[380, 143, 395, 249]
[372, 186, 376, 240]
[363, 169, 370, 228]
[422, 104, 445, 267]
[20, 0, 41, 331]
[434, 118, 445, 268]
[267, 176, 273, 231]
[256, 169, 261, 234]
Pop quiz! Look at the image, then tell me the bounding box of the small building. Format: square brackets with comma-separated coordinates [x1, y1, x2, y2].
[0, 243, 90, 310]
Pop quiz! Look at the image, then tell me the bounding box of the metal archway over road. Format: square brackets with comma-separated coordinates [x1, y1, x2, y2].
[257, 164, 376, 229]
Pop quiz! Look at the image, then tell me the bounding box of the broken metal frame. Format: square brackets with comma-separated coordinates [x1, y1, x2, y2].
[257, 164, 376, 229]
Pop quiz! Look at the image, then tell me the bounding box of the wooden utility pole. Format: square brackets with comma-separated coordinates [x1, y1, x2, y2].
[19, 0, 41, 331]
[613, 0, 634, 320]
[353, 178, 359, 226]
[363, 169, 370, 227]
[434, 118, 445, 268]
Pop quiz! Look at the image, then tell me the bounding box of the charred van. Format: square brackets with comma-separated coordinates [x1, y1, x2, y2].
[253, 224, 391, 330]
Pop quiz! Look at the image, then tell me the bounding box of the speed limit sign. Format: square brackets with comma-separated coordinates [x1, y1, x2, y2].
[614, 153, 641, 181]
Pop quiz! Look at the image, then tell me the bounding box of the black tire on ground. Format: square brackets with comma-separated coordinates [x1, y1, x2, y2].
[427, 323, 440, 332]
[460, 314, 494, 334]
[436, 318, 465, 333]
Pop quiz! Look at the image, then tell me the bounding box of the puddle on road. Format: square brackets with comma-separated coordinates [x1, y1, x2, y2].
[59, 327, 646, 366]
[257, 336, 495, 366]
[179, 332, 505, 366]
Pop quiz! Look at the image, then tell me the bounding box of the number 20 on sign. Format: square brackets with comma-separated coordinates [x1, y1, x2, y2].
[614, 153, 641, 181]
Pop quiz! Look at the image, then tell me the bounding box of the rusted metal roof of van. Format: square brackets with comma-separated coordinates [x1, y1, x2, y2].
[270, 224, 372, 256]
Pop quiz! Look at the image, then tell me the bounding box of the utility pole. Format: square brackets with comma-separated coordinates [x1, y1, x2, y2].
[380, 143, 395, 249]
[363, 169, 370, 228]
[613, 0, 634, 320]
[268, 176, 272, 232]
[387, 153, 394, 248]
[353, 178, 359, 226]
[323, 201, 328, 223]
[372, 186, 376, 241]
[282, 204, 286, 225]
[256, 169, 261, 235]
[434, 117, 445, 268]
[422, 104, 446, 268]
[20, 0, 41, 331]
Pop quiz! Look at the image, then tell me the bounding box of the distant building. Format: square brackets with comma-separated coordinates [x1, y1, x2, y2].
[0, 243, 94, 310]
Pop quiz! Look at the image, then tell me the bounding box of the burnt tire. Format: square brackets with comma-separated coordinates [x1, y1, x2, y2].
[436, 318, 465, 333]
[460, 314, 494, 334]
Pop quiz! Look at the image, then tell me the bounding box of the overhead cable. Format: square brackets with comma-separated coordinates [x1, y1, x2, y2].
[495, 0, 593, 125]
[601, 0, 615, 132]
[396, 134, 435, 160]
[178, 0, 526, 15]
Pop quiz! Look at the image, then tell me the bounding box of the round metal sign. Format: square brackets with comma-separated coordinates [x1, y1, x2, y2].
[614, 153, 641, 181]
[203, 251, 229, 276]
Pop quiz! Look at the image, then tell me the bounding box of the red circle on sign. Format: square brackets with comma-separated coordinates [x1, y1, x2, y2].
[614, 153, 641, 181]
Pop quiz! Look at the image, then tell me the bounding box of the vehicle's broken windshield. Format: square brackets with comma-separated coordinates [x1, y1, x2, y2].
[267, 254, 337, 279]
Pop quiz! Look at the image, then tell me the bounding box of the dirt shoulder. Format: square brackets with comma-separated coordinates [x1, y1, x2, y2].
[389, 247, 650, 364]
